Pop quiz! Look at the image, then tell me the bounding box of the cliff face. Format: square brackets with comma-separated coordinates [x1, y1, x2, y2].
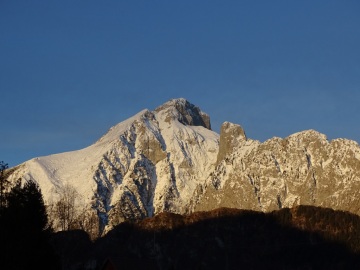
[6, 98, 360, 234]
[191, 124, 360, 215]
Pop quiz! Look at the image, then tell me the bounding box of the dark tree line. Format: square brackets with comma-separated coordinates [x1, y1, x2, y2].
[0, 161, 61, 269]
[86, 207, 360, 270]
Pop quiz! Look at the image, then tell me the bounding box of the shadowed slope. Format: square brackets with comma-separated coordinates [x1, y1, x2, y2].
[51, 206, 360, 269]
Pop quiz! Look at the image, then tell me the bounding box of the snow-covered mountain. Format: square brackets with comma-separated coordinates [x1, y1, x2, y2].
[7, 98, 219, 233]
[7, 98, 360, 235]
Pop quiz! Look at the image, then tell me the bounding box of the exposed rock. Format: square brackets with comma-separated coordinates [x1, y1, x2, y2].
[154, 98, 211, 130]
[192, 129, 360, 217]
[216, 121, 246, 165]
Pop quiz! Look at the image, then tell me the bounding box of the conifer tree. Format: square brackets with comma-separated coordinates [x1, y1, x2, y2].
[1, 179, 61, 269]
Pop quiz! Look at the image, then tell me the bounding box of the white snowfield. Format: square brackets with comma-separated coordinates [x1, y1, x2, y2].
[7, 98, 360, 234]
[10, 109, 151, 202]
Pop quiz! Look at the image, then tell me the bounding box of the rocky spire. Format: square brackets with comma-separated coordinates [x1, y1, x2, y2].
[154, 98, 212, 130]
[217, 121, 246, 164]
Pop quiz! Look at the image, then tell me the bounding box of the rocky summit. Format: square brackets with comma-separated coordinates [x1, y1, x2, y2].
[6, 98, 360, 235]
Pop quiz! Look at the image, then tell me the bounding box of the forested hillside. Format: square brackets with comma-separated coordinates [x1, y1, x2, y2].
[52, 206, 360, 269]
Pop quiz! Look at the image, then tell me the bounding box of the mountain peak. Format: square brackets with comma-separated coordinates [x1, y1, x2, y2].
[154, 98, 211, 130]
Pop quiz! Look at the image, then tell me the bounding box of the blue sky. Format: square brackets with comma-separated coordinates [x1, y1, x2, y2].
[1, 1, 360, 167]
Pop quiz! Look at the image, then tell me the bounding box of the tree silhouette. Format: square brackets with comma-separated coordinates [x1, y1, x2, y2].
[0, 160, 8, 209]
[1, 179, 61, 269]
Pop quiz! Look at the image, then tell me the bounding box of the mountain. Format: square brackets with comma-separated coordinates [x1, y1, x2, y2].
[7, 98, 219, 234]
[6, 98, 360, 235]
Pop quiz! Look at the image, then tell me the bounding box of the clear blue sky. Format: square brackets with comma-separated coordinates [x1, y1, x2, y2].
[1, 1, 360, 167]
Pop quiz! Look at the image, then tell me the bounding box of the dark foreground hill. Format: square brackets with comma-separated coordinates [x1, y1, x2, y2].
[51, 205, 360, 270]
